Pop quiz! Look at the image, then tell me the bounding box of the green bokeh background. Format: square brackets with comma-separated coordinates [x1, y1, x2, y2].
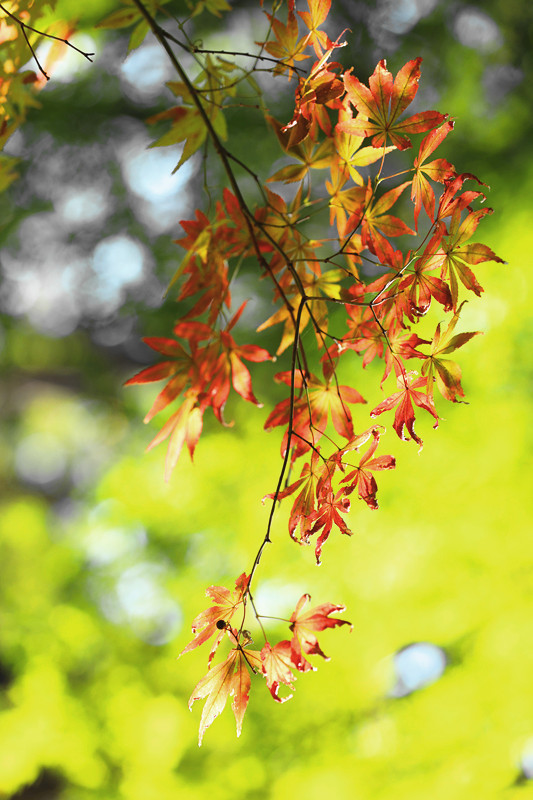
[1, 1, 532, 798]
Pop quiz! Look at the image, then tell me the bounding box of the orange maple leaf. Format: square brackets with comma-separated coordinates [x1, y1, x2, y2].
[264, 370, 366, 459]
[179, 573, 249, 663]
[340, 58, 447, 150]
[146, 389, 204, 482]
[398, 247, 453, 320]
[297, 0, 334, 56]
[305, 486, 353, 564]
[357, 179, 415, 262]
[259, 8, 309, 79]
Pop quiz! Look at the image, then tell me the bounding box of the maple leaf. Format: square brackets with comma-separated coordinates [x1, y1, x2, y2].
[147, 105, 208, 170]
[189, 644, 262, 745]
[370, 370, 439, 447]
[146, 390, 204, 482]
[258, 8, 309, 79]
[267, 119, 336, 179]
[357, 179, 415, 262]
[124, 336, 193, 421]
[179, 573, 249, 663]
[95, 0, 174, 35]
[173, 213, 234, 324]
[263, 449, 327, 542]
[370, 228, 438, 321]
[146, 51, 231, 171]
[264, 370, 366, 459]
[125, 324, 213, 480]
[436, 172, 487, 222]
[334, 105, 396, 186]
[378, 324, 429, 386]
[276, 266, 347, 352]
[305, 487, 353, 564]
[205, 302, 272, 422]
[439, 206, 506, 309]
[289, 594, 351, 671]
[421, 302, 481, 402]
[279, 48, 346, 144]
[95, 5, 142, 31]
[191, 0, 231, 17]
[340, 58, 447, 150]
[261, 640, 296, 702]
[297, 0, 334, 56]
[344, 313, 385, 367]
[398, 245, 453, 320]
[257, 291, 310, 356]
[339, 430, 396, 509]
[411, 120, 456, 229]
[326, 162, 367, 238]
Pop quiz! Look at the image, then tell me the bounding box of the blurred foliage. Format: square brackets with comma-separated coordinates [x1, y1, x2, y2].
[1, 0, 533, 797]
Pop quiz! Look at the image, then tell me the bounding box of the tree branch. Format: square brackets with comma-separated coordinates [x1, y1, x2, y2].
[0, 2, 94, 81]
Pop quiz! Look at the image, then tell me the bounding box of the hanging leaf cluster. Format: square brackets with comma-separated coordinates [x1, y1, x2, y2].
[1, 0, 505, 744]
[118, 0, 504, 741]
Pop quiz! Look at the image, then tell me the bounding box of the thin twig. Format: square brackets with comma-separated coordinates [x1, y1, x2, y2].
[191, 46, 307, 74]
[0, 2, 94, 81]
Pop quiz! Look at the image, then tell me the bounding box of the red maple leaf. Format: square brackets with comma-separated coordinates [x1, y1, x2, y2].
[289, 594, 351, 671]
[340, 58, 446, 150]
[436, 172, 486, 222]
[261, 640, 296, 702]
[411, 120, 456, 229]
[370, 370, 439, 447]
[305, 486, 353, 564]
[339, 430, 396, 509]
[124, 335, 195, 420]
[264, 449, 326, 542]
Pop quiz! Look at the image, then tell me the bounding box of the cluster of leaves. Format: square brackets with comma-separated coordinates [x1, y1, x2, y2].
[180, 573, 350, 744]
[2, 0, 504, 743]
[114, 0, 505, 741]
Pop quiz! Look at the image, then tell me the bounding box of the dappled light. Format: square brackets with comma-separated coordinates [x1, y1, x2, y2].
[390, 642, 447, 697]
[452, 7, 503, 53]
